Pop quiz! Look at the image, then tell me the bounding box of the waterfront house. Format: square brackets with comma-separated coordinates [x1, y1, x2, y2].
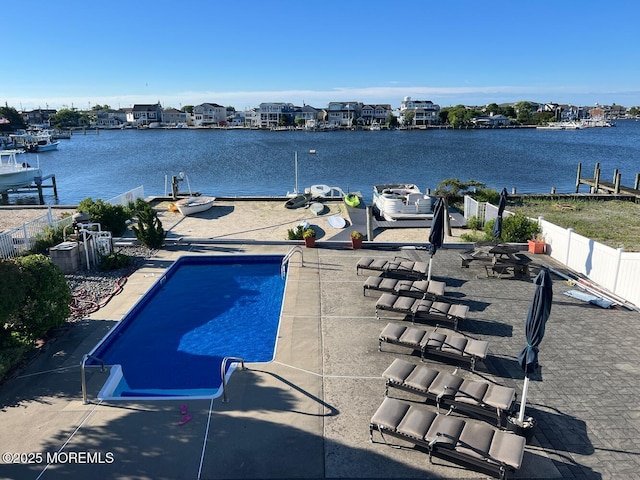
[193, 103, 226, 127]
[361, 104, 392, 126]
[21, 109, 56, 128]
[293, 105, 322, 128]
[162, 108, 188, 127]
[399, 97, 440, 126]
[471, 114, 510, 127]
[327, 102, 362, 127]
[127, 103, 163, 126]
[259, 102, 295, 128]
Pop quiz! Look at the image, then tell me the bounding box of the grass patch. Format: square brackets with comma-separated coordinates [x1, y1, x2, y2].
[508, 198, 640, 252]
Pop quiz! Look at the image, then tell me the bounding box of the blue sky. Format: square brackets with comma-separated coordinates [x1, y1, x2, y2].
[3, 0, 639, 111]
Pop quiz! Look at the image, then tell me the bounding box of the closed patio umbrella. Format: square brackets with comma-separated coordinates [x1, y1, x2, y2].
[427, 197, 445, 282]
[517, 266, 553, 422]
[493, 187, 508, 240]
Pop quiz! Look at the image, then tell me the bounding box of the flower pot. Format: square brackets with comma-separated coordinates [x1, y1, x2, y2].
[527, 239, 545, 254]
[304, 237, 316, 248]
[351, 237, 363, 249]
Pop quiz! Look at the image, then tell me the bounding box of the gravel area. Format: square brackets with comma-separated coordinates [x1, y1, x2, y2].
[65, 244, 156, 320]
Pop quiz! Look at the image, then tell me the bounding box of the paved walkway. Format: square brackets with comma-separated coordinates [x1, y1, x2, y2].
[1, 206, 639, 479]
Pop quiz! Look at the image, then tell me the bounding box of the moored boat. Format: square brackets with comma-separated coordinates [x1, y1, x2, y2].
[0, 149, 43, 192]
[372, 184, 433, 221]
[174, 196, 215, 216]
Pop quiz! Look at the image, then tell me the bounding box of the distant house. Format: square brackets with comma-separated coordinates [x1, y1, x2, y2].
[471, 114, 510, 127]
[399, 97, 440, 126]
[293, 105, 321, 128]
[162, 108, 188, 126]
[361, 104, 392, 126]
[127, 103, 163, 126]
[193, 103, 226, 126]
[259, 102, 295, 128]
[22, 109, 57, 127]
[94, 110, 126, 128]
[327, 102, 362, 127]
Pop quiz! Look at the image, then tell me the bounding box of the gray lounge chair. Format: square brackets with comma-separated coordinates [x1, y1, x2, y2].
[378, 323, 489, 371]
[363, 276, 446, 299]
[375, 293, 468, 330]
[382, 358, 516, 427]
[356, 256, 428, 279]
[369, 397, 526, 480]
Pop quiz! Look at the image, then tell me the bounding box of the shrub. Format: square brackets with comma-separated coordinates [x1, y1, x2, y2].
[485, 214, 540, 243]
[99, 252, 133, 271]
[130, 199, 165, 248]
[287, 225, 305, 240]
[465, 215, 483, 231]
[0, 261, 26, 344]
[78, 197, 131, 236]
[10, 255, 71, 341]
[30, 225, 66, 255]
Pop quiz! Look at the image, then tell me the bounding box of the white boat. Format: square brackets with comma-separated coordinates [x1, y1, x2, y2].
[536, 121, 581, 130]
[174, 196, 215, 216]
[372, 184, 433, 221]
[0, 149, 43, 193]
[370, 121, 381, 131]
[10, 132, 59, 152]
[35, 137, 60, 152]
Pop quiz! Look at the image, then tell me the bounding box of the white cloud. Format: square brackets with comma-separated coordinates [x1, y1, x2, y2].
[6, 85, 639, 111]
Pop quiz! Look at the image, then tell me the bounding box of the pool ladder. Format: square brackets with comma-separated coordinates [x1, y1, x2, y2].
[81, 354, 106, 404]
[221, 356, 245, 403]
[281, 246, 304, 278]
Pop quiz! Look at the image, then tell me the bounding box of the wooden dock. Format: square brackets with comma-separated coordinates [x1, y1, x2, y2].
[575, 162, 640, 200]
[0, 174, 58, 205]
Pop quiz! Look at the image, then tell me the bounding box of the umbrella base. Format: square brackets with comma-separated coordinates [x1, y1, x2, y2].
[506, 414, 536, 443]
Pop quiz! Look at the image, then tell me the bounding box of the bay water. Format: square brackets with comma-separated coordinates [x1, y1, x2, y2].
[12, 119, 640, 205]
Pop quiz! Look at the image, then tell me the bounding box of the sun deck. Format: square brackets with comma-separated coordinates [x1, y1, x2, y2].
[1, 204, 639, 479]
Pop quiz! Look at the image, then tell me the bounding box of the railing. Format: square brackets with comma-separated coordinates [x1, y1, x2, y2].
[221, 356, 245, 403]
[281, 246, 304, 278]
[81, 354, 106, 404]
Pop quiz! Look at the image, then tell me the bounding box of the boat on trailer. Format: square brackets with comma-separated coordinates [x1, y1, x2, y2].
[372, 184, 433, 221]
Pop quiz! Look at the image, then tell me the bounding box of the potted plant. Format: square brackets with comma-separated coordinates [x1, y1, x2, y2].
[302, 227, 316, 247]
[527, 234, 546, 254]
[350, 230, 364, 249]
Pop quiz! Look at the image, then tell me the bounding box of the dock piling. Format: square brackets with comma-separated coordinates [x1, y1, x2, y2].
[575, 162, 582, 193]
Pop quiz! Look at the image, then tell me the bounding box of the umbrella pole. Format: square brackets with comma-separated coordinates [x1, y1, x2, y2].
[518, 375, 530, 422]
[427, 255, 433, 282]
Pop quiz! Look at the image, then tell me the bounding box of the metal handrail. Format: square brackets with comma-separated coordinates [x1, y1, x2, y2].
[221, 356, 245, 403]
[281, 246, 304, 278]
[81, 354, 106, 404]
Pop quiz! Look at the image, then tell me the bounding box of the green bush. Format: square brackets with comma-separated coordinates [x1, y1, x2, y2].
[99, 252, 133, 271]
[485, 214, 540, 243]
[466, 215, 483, 231]
[78, 198, 132, 236]
[130, 199, 165, 248]
[0, 261, 26, 344]
[29, 224, 66, 255]
[287, 225, 305, 240]
[10, 255, 72, 341]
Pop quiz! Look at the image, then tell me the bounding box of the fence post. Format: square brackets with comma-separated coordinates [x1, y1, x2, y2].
[565, 228, 574, 266]
[612, 248, 624, 294]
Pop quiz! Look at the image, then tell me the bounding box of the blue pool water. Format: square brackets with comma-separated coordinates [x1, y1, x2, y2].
[88, 255, 286, 399]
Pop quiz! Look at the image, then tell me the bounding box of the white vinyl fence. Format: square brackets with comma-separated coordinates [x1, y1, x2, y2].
[464, 195, 640, 310]
[0, 186, 145, 260]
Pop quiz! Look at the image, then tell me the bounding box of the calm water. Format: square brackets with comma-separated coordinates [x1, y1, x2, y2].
[11, 119, 640, 205]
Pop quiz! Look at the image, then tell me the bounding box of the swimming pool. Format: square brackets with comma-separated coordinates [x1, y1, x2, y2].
[86, 255, 287, 400]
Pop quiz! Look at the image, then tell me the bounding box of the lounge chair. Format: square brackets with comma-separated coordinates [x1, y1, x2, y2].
[378, 323, 489, 371]
[356, 256, 428, 279]
[363, 276, 445, 299]
[375, 293, 468, 330]
[369, 397, 525, 480]
[382, 358, 516, 427]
